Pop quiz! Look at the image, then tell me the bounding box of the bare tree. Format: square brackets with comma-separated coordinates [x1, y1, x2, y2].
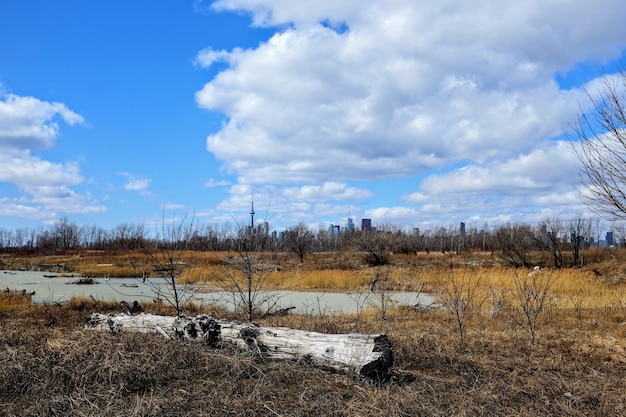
[132, 212, 204, 316]
[493, 223, 538, 268]
[0, 227, 14, 251]
[284, 223, 316, 263]
[432, 225, 456, 253]
[81, 224, 109, 249]
[112, 222, 146, 251]
[49, 217, 81, 250]
[511, 267, 558, 345]
[537, 217, 564, 268]
[435, 259, 484, 349]
[568, 216, 593, 268]
[350, 226, 397, 266]
[571, 62, 626, 220]
[214, 225, 280, 322]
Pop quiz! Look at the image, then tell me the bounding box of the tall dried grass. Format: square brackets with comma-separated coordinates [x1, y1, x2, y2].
[1, 294, 625, 416]
[276, 269, 370, 290]
[0, 289, 32, 310]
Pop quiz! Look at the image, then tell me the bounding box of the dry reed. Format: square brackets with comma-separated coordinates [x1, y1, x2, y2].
[1, 293, 625, 416]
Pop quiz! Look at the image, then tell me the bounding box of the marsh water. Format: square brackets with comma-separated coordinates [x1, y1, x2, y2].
[1, 270, 435, 314]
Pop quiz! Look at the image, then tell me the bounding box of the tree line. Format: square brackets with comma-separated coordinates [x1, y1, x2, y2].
[0, 216, 620, 269]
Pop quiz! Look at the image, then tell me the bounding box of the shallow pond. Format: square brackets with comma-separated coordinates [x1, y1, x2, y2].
[1, 270, 435, 314]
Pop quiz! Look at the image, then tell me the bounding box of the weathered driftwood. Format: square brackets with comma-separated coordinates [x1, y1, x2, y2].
[84, 313, 393, 379]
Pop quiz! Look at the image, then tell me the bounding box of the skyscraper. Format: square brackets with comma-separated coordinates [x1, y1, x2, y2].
[345, 217, 355, 231]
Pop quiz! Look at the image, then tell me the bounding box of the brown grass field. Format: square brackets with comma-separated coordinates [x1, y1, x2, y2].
[0, 249, 625, 416]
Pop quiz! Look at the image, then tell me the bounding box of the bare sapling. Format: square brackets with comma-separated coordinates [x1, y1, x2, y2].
[566, 286, 591, 318]
[346, 290, 369, 332]
[130, 211, 206, 316]
[511, 267, 559, 345]
[366, 267, 397, 321]
[435, 260, 483, 349]
[487, 286, 511, 319]
[213, 226, 280, 321]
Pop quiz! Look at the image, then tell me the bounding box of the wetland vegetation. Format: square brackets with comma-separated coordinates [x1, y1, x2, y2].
[1, 239, 625, 416]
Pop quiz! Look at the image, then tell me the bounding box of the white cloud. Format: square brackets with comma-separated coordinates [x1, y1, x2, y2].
[119, 172, 152, 196]
[530, 190, 581, 208]
[364, 206, 421, 225]
[395, 141, 588, 223]
[410, 141, 580, 197]
[210, 181, 373, 228]
[210, 0, 362, 28]
[197, 0, 626, 188]
[282, 182, 373, 202]
[194, 1, 626, 228]
[0, 91, 84, 150]
[0, 88, 102, 220]
[194, 48, 232, 68]
[0, 150, 83, 187]
[0, 199, 44, 218]
[124, 178, 150, 192]
[0, 186, 105, 221]
[204, 178, 231, 187]
[28, 186, 105, 214]
[161, 202, 186, 210]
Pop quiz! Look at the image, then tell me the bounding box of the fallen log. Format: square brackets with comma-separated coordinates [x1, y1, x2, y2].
[84, 313, 393, 379]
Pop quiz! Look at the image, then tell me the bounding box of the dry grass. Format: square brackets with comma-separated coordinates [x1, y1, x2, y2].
[2, 249, 626, 415]
[269, 269, 370, 290]
[0, 289, 32, 310]
[1, 294, 625, 416]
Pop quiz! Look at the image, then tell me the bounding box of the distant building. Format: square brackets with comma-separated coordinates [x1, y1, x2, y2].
[606, 231, 614, 247]
[344, 217, 355, 232]
[460, 222, 466, 236]
[257, 221, 269, 236]
[361, 218, 372, 231]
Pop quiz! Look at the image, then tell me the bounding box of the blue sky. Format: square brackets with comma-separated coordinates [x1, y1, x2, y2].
[1, 0, 626, 233]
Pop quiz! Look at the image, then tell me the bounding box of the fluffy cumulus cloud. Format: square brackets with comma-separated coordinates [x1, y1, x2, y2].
[0, 92, 84, 150]
[400, 142, 594, 224]
[196, 0, 626, 227]
[282, 182, 373, 202]
[411, 141, 580, 197]
[0, 152, 82, 187]
[0, 88, 103, 220]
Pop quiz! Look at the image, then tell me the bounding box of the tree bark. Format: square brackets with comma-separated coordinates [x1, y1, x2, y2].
[84, 313, 393, 379]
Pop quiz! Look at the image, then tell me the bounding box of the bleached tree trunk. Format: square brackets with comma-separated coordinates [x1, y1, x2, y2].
[84, 313, 393, 379]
